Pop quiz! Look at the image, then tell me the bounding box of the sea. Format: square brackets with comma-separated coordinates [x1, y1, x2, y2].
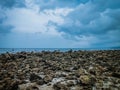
[0, 47, 120, 54]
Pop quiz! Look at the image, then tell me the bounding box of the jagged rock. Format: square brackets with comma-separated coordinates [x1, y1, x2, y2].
[65, 75, 75, 80]
[53, 82, 69, 90]
[3, 53, 11, 59]
[79, 75, 91, 85]
[0, 50, 120, 89]
[36, 80, 45, 85]
[112, 72, 120, 78]
[30, 73, 42, 82]
[39, 85, 54, 90]
[66, 80, 76, 86]
[44, 75, 53, 83]
[18, 83, 39, 90]
[75, 68, 85, 77]
[0, 78, 19, 90]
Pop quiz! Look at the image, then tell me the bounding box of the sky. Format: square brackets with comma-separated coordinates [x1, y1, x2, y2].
[0, 0, 120, 48]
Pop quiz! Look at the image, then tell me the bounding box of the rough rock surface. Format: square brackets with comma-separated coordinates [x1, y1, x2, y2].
[0, 50, 120, 90]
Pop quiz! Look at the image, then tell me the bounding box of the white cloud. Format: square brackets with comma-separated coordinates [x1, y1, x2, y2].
[44, 8, 73, 16]
[4, 1, 73, 36]
[0, 1, 81, 48]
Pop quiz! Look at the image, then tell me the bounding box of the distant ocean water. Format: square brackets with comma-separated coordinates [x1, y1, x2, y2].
[0, 48, 120, 54]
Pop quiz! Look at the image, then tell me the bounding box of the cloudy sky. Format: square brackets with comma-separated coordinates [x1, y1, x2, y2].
[0, 0, 120, 48]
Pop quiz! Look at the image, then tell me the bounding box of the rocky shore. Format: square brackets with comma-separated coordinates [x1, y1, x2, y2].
[0, 50, 120, 90]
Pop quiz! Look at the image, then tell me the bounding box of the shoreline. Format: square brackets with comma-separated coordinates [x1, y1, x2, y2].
[0, 48, 120, 54]
[0, 50, 120, 90]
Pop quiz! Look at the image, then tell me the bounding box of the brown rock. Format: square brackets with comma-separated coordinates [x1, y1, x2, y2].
[0, 78, 19, 90]
[18, 83, 39, 90]
[30, 73, 42, 82]
[53, 82, 69, 90]
[44, 75, 53, 83]
[79, 75, 90, 85]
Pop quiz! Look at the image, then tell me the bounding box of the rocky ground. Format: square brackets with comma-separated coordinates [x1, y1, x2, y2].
[0, 50, 120, 90]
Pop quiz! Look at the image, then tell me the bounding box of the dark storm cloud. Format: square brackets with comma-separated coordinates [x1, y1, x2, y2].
[92, 0, 120, 10]
[51, 0, 120, 47]
[57, 0, 120, 36]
